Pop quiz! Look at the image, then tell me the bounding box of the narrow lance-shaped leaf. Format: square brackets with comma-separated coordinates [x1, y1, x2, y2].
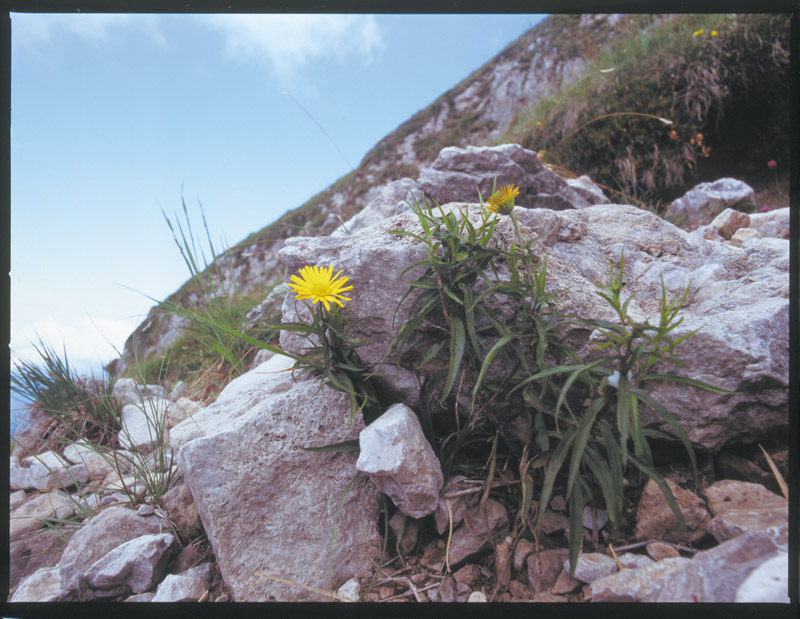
[441, 315, 466, 404]
[471, 333, 517, 410]
[630, 387, 698, 488]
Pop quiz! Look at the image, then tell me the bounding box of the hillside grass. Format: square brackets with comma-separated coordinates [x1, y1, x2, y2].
[497, 14, 791, 210]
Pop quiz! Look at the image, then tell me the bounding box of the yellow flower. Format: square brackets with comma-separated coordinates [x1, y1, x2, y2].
[711, 30, 718, 36]
[536, 121, 542, 126]
[693, 29, 704, 36]
[486, 184, 520, 215]
[289, 265, 354, 311]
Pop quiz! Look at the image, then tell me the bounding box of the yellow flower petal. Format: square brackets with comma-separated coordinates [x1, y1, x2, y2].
[289, 264, 355, 310]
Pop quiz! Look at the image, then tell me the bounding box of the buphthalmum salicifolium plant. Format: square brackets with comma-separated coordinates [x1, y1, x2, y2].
[386, 182, 734, 575]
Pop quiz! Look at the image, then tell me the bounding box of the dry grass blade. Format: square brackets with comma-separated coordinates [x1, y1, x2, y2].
[254, 572, 348, 601]
[444, 497, 454, 573]
[758, 443, 788, 500]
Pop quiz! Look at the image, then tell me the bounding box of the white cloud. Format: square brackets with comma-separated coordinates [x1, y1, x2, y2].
[199, 14, 384, 75]
[11, 13, 166, 48]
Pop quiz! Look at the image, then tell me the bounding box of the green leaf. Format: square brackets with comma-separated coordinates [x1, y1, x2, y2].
[441, 316, 466, 404]
[627, 455, 688, 536]
[567, 481, 585, 578]
[471, 333, 516, 410]
[630, 387, 697, 488]
[301, 439, 360, 453]
[640, 373, 738, 394]
[536, 425, 577, 531]
[566, 396, 606, 499]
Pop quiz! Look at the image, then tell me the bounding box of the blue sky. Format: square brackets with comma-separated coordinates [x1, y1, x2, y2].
[10, 12, 546, 377]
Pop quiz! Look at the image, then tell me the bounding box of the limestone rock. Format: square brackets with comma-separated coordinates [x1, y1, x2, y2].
[166, 397, 201, 427]
[617, 553, 654, 570]
[729, 227, 760, 247]
[592, 529, 783, 602]
[177, 359, 381, 602]
[563, 553, 618, 584]
[58, 505, 165, 593]
[590, 556, 692, 602]
[356, 403, 443, 518]
[10, 491, 76, 542]
[62, 441, 116, 481]
[706, 207, 750, 240]
[278, 203, 788, 452]
[702, 479, 787, 515]
[747, 206, 789, 239]
[333, 177, 422, 237]
[434, 475, 472, 535]
[112, 378, 168, 407]
[707, 505, 788, 545]
[446, 499, 509, 566]
[416, 144, 590, 210]
[635, 478, 710, 544]
[666, 178, 755, 230]
[10, 526, 71, 590]
[10, 453, 90, 492]
[734, 551, 789, 603]
[169, 352, 296, 451]
[565, 175, 611, 206]
[151, 562, 214, 602]
[10, 489, 27, 510]
[80, 532, 178, 600]
[526, 550, 565, 592]
[551, 564, 582, 594]
[10, 566, 74, 602]
[453, 564, 481, 586]
[512, 538, 536, 572]
[645, 541, 679, 561]
[160, 476, 202, 535]
[119, 399, 170, 451]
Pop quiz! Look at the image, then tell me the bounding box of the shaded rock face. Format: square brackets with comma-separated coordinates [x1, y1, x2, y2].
[416, 144, 591, 210]
[278, 202, 788, 452]
[175, 355, 381, 601]
[634, 478, 711, 544]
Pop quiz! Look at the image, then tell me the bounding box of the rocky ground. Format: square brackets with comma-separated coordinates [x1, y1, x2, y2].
[9, 146, 791, 604]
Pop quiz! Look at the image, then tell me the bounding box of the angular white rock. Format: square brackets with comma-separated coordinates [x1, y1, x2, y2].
[81, 532, 178, 599]
[10, 566, 73, 602]
[734, 551, 789, 603]
[337, 576, 361, 602]
[356, 403, 443, 518]
[151, 562, 214, 602]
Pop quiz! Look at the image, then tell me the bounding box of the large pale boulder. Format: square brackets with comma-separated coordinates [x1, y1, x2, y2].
[278, 203, 788, 452]
[176, 355, 382, 601]
[665, 178, 756, 230]
[333, 177, 422, 237]
[416, 144, 590, 210]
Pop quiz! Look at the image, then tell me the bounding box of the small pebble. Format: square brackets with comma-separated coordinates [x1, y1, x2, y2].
[468, 591, 487, 602]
